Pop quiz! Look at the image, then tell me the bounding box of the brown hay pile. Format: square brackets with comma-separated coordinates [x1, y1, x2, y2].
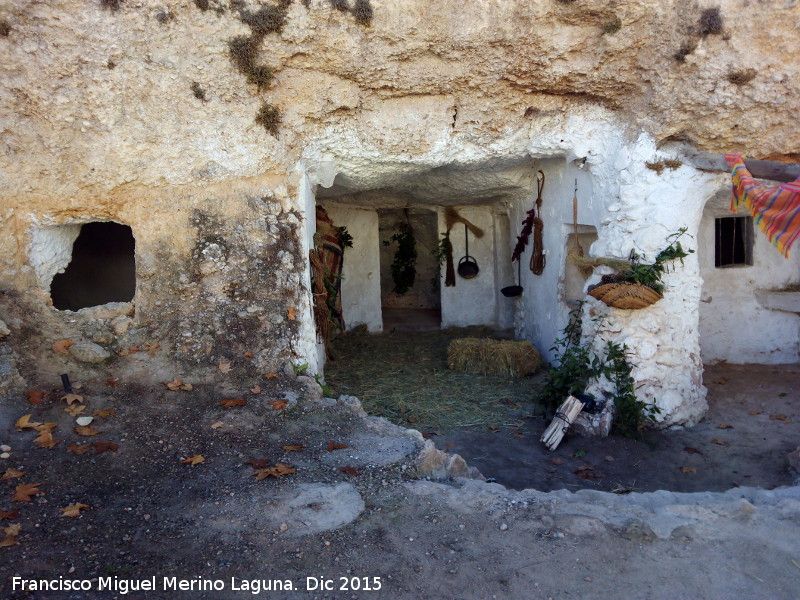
[447, 338, 541, 378]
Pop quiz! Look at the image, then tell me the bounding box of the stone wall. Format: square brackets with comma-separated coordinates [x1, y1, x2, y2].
[1, 0, 799, 424]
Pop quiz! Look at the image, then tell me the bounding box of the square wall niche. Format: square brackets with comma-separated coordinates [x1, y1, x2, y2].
[30, 220, 136, 311]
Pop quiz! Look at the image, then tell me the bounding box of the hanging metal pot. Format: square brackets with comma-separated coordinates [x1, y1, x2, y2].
[457, 224, 479, 279]
[501, 259, 524, 297]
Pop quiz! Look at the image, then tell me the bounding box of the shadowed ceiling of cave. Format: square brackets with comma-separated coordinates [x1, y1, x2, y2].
[315, 157, 545, 207]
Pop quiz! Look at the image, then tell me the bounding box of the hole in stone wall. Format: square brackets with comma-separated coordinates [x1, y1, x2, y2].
[50, 222, 136, 311]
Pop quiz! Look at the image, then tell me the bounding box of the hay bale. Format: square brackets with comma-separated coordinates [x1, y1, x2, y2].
[447, 338, 541, 378]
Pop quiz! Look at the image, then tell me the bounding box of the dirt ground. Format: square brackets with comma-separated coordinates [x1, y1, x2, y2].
[328, 329, 799, 493]
[1, 347, 799, 599]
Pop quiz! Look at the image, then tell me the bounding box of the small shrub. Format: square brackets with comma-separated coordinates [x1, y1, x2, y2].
[602, 17, 621, 35]
[155, 10, 174, 24]
[727, 68, 757, 85]
[194, 0, 210, 9]
[190, 82, 208, 101]
[228, 36, 258, 72]
[663, 158, 683, 170]
[353, 0, 373, 26]
[107, 59, 116, 69]
[255, 103, 281, 136]
[241, 4, 289, 35]
[673, 39, 697, 62]
[330, 0, 349, 12]
[698, 7, 723, 36]
[645, 160, 665, 175]
[246, 64, 274, 88]
[0, 20, 11, 37]
[100, 0, 123, 11]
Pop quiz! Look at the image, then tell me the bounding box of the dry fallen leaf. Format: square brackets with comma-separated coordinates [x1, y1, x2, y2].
[163, 378, 193, 391]
[717, 423, 734, 429]
[683, 446, 703, 456]
[93, 409, 117, 419]
[142, 342, 160, 357]
[24, 390, 45, 405]
[748, 410, 763, 416]
[282, 444, 304, 452]
[1, 469, 24, 480]
[180, 454, 205, 466]
[218, 360, 232, 373]
[12, 483, 44, 502]
[65, 404, 86, 417]
[0, 510, 21, 520]
[680, 466, 697, 473]
[770, 414, 789, 421]
[61, 393, 84, 406]
[210, 421, 224, 430]
[0, 523, 21, 547]
[711, 438, 731, 446]
[74, 426, 100, 437]
[327, 441, 348, 452]
[264, 372, 278, 380]
[67, 443, 93, 456]
[52, 339, 74, 354]
[14, 414, 42, 431]
[59, 503, 90, 518]
[269, 398, 288, 411]
[219, 398, 246, 408]
[244, 351, 254, 358]
[33, 431, 60, 450]
[339, 466, 360, 476]
[604, 455, 615, 462]
[286, 306, 298, 321]
[92, 440, 119, 455]
[106, 377, 121, 388]
[253, 463, 296, 480]
[33, 422, 58, 434]
[245, 458, 271, 470]
[250, 385, 262, 394]
[574, 465, 603, 480]
[550, 458, 563, 465]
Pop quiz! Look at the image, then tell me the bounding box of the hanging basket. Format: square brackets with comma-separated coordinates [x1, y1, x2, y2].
[587, 282, 663, 310]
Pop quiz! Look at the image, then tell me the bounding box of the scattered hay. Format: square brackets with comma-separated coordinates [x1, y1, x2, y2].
[326, 328, 544, 430]
[448, 338, 541, 378]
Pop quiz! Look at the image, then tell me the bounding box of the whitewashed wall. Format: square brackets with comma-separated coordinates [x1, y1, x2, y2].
[440, 207, 498, 328]
[321, 203, 383, 333]
[699, 188, 800, 364]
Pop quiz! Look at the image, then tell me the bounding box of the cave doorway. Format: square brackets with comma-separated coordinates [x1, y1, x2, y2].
[378, 207, 441, 332]
[50, 221, 136, 311]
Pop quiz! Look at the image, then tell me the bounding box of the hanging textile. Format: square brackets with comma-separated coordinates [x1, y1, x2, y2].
[312, 207, 346, 358]
[726, 153, 800, 258]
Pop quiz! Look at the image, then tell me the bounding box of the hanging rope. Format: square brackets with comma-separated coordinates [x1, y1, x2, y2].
[530, 170, 546, 275]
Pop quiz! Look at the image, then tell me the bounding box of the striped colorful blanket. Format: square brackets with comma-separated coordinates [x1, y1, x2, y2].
[726, 153, 800, 258]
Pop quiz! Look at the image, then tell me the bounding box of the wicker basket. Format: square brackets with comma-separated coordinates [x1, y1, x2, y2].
[587, 282, 663, 310]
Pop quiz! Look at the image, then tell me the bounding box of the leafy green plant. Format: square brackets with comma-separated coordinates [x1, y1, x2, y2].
[292, 362, 309, 376]
[383, 222, 417, 295]
[336, 226, 354, 250]
[602, 17, 621, 35]
[537, 303, 660, 436]
[313, 374, 334, 397]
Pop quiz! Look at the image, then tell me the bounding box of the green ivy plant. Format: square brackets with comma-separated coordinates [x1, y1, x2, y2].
[537, 303, 661, 436]
[618, 228, 694, 294]
[383, 222, 417, 295]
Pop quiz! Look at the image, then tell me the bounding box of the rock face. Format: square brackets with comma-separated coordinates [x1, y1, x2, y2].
[0, 1, 798, 423]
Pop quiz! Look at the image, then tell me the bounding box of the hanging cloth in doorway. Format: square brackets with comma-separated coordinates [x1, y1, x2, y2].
[726, 153, 800, 258]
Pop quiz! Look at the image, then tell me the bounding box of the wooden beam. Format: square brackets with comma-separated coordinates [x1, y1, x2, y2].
[682, 151, 800, 183]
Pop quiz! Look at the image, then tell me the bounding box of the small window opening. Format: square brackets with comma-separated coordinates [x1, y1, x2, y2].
[50, 222, 136, 310]
[715, 216, 753, 268]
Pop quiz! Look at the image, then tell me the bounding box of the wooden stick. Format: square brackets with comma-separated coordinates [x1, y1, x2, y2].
[682, 151, 800, 183]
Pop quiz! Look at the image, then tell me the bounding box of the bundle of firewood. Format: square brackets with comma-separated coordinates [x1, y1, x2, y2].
[540, 396, 585, 451]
